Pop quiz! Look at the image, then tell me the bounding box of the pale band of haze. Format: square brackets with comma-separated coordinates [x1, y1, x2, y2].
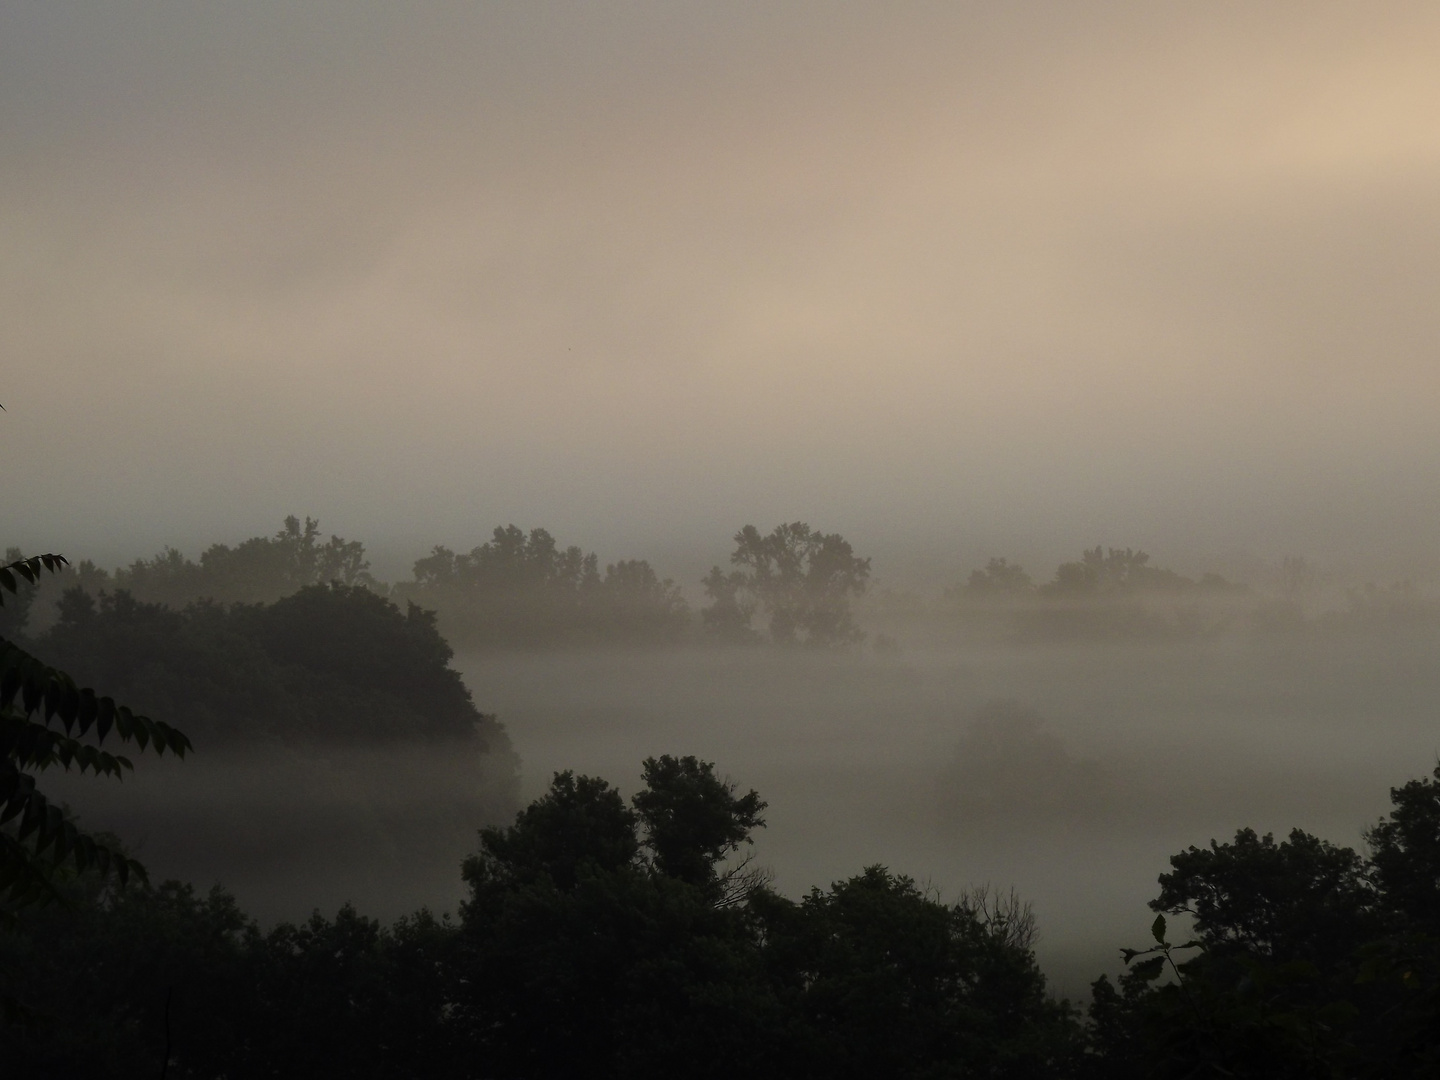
[3, 2, 1439, 588]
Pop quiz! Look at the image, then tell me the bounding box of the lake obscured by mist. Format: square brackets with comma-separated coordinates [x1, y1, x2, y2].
[48, 630, 1440, 1000]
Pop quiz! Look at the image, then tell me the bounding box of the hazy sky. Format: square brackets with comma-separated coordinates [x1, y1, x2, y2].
[4, 2, 1439, 587]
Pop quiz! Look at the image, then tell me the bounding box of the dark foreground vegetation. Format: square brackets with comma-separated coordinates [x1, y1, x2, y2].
[2, 753, 1439, 1077]
[5, 539, 1440, 1077]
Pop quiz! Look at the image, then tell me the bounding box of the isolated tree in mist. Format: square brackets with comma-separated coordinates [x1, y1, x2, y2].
[703, 522, 871, 647]
[947, 557, 1034, 603]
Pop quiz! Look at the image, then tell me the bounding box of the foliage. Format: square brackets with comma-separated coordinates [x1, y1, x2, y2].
[66, 516, 378, 610]
[944, 547, 1251, 643]
[456, 756, 1076, 1079]
[0, 868, 462, 1080]
[1091, 764, 1440, 1077]
[752, 866, 1082, 1078]
[703, 522, 871, 647]
[0, 553, 190, 920]
[631, 754, 766, 890]
[397, 525, 691, 649]
[1366, 764, 1440, 933]
[33, 582, 507, 748]
[949, 556, 1034, 602]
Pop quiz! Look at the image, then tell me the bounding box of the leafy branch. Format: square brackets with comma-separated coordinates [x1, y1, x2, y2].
[0, 552, 191, 917]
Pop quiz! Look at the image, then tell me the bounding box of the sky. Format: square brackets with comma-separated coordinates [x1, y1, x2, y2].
[4, 2, 1440, 590]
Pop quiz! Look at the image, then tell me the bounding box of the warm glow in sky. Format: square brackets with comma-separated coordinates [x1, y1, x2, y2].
[4, 2, 1440, 586]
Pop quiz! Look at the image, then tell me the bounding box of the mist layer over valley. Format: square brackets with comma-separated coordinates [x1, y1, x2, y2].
[26, 520, 1440, 998]
[7, 4, 1440, 1071]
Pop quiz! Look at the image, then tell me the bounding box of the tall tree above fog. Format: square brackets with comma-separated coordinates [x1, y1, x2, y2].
[703, 523, 870, 647]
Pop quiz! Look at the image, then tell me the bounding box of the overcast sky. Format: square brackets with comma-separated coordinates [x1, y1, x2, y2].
[4, 2, 1439, 588]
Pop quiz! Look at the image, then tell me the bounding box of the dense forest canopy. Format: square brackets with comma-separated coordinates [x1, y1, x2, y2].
[32, 583, 506, 748]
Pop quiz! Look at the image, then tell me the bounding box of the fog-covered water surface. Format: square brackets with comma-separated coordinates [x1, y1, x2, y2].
[457, 637, 1439, 996]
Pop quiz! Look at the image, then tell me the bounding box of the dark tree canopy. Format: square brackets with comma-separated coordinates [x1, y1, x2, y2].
[454, 759, 1072, 1080]
[632, 755, 766, 890]
[1091, 763, 1440, 1078]
[35, 583, 506, 748]
[1366, 763, 1440, 934]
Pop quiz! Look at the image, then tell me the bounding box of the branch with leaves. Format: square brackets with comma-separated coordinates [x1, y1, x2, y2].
[0, 552, 191, 917]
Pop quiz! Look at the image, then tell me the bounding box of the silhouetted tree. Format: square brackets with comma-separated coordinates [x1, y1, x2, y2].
[952, 557, 1034, 601]
[36, 583, 510, 748]
[703, 522, 871, 647]
[96, 515, 378, 608]
[1091, 763, 1440, 1077]
[632, 755, 766, 892]
[0, 553, 190, 921]
[400, 526, 691, 648]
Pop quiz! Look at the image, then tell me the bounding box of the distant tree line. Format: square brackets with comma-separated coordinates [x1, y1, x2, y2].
[939, 547, 1253, 641]
[20, 524, 1440, 654]
[3, 751, 1438, 1077]
[22, 518, 877, 652]
[394, 526, 690, 649]
[64, 516, 378, 609]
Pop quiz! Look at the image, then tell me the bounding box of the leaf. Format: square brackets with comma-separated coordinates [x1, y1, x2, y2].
[1150, 913, 1167, 945]
[1132, 955, 1166, 982]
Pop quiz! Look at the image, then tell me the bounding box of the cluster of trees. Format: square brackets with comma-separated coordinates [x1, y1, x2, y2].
[29, 519, 1440, 653]
[395, 519, 874, 650]
[5, 749, 1438, 1076]
[940, 548, 1440, 643]
[1092, 763, 1440, 1075]
[937, 701, 1114, 826]
[941, 548, 1254, 642]
[33, 517, 879, 652]
[27, 582, 509, 750]
[2, 548, 517, 938]
[1, 754, 1080, 1078]
[72, 516, 377, 609]
[395, 526, 690, 649]
[952, 548, 1245, 603]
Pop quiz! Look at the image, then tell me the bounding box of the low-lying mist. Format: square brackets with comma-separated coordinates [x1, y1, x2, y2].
[456, 634, 1437, 996]
[25, 522, 1440, 999]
